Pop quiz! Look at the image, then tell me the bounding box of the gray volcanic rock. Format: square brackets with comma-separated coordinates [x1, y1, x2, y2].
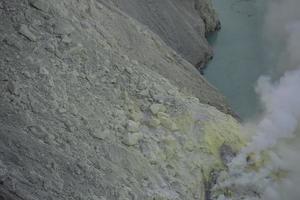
[90, 0, 230, 115]
[103, 0, 220, 67]
[0, 0, 241, 200]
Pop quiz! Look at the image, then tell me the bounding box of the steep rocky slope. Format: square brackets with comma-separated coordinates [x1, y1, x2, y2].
[0, 0, 243, 199]
[102, 0, 220, 67]
[0, 0, 235, 117]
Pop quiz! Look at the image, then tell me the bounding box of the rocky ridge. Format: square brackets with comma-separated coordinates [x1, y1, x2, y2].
[0, 0, 243, 199]
[102, 0, 220, 67]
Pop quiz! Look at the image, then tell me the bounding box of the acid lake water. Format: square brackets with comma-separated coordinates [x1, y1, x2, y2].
[204, 0, 268, 119]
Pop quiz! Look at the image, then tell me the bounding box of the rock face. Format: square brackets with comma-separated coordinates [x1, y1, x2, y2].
[0, 0, 242, 199]
[103, 0, 220, 67]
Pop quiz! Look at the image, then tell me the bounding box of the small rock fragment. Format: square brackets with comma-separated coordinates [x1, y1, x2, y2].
[122, 132, 143, 146]
[110, 78, 117, 84]
[132, 59, 139, 65]
[3, 34, 23, 49]
[92, 128, 110, 140]
[80, 21, 90, 29]
[128, 111, 143, 122]
[54, 20, 74, 35]
[7, 81, 17, 94]
[137, 80, 148, 90]
[125, 66, 133, 74]
[95, 2, 104, 10]
[0, 160, 7, 178]
[167, 89, 177, 95]
[39, 67, 49, 75]
[45, 43, 55, 53]
[122, 55, 129, 62]
[58, 107, 67, 113]
[29, 0, 50, 12]
[18, 24, 37, 41]
[32, 19, 42, 27]
[27, 125, 48, 139]
[149, 104, 166, 115]
[139, 89, 149, 97]
[126, 120, 140, 133]
[148, 117, 160, 128]
[157, 112, 178, 131]
[62, 35, 72, 44]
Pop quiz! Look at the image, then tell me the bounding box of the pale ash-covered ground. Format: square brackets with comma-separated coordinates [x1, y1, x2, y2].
[0, 0, 244, 200]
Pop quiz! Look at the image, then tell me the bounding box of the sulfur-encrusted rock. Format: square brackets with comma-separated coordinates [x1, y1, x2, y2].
[122, 132, 143, 146]
[126, 120, 140, 133]
[128, 110, 143, 122]
[149, 103, 166, 115]
[200, 114, 246, 167]
[157, 112, 178, 131]
[147, 117, 161, 128]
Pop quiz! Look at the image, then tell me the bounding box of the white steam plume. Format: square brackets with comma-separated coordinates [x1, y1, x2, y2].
[245, 0, 300, 152]
[246, 0, 300, 199]
[246, 68, 300, 152]
[217, 1, 300, 199]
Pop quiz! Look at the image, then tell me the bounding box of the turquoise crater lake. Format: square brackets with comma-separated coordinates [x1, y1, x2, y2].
[204, 0, 269, 119]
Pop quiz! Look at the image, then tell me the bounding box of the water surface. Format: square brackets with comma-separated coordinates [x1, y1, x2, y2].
[204, 0, 267, 119]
